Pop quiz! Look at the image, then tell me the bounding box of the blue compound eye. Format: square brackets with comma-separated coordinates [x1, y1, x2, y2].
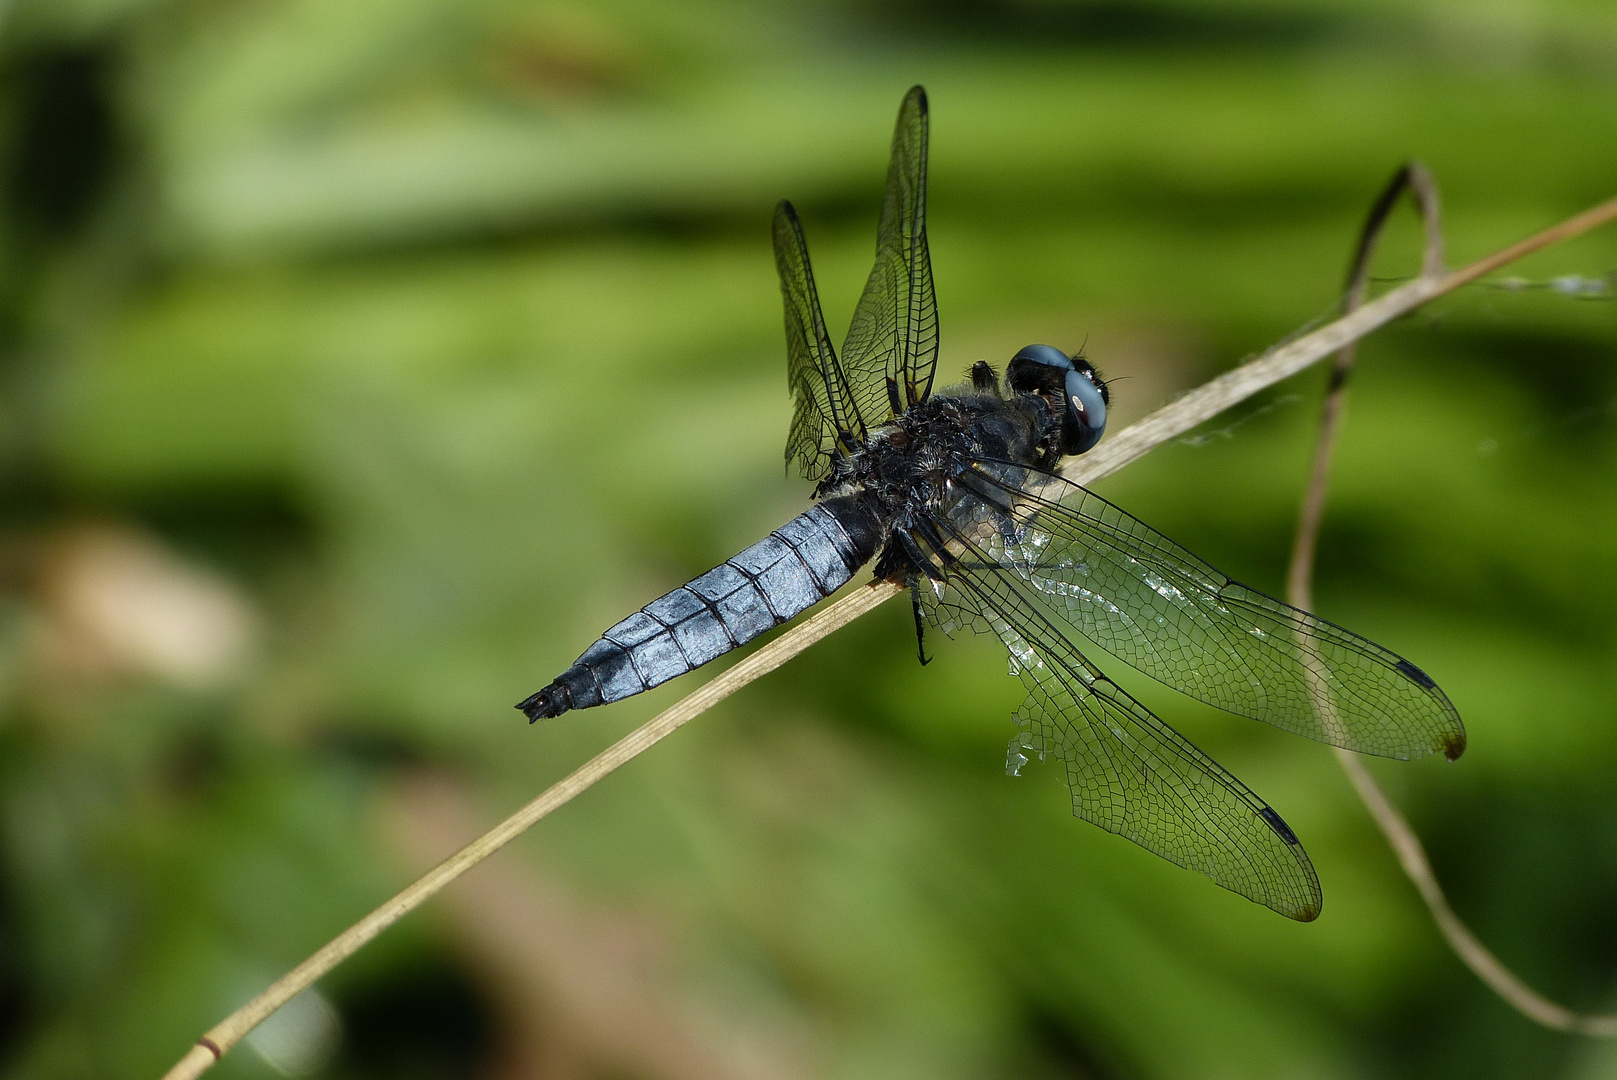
[1010, 343, 1073, 372]
[1006, 343, 1109, 455]
[1063, 366, 1107, 454]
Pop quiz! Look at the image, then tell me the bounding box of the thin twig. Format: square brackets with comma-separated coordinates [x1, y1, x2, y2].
[161, 586, 896, 1080]
[1288, 162, 1442, 614]
[1332, 751, 1617, 1035]
[161, 189, 1617, 1080]
[1287, 165, 1617, 1036]
[1076, 192, 1617, 487]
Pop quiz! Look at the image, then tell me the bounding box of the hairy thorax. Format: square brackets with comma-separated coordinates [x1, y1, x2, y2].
[815, 388, 1058, 579]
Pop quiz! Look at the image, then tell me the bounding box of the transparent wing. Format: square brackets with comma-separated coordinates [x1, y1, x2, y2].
[961, 465, 1466, 761]
[924, 533, 1322, 921]
[774, 200, 867, 480]
[840, 85, 939, 426]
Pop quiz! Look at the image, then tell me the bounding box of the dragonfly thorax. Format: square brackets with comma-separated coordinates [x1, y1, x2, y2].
[813, 382, 1060, 583]
[823, 389, 1046, 501]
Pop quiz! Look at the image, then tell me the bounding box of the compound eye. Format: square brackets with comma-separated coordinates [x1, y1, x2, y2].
[1013, 343, 1073, 370]
[1006, 344, 1107, 455]
[1006, 343, 1074, 400]
[1063, 368, 1108, 454]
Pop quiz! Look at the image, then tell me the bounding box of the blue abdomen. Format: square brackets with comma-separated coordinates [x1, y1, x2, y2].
[520, 495, 880, 719]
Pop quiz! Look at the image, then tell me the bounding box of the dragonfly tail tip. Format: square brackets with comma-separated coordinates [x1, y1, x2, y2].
[517, 683, 572, 722]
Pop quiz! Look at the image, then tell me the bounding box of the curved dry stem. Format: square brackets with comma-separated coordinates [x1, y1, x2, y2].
[162, 189, 1617, 1080]
[1289, 162, 1443, 614]
[1288, 166, 1617, 1036]
[1331, 749, 1617, 1036]
[161, 583, 897, 1080]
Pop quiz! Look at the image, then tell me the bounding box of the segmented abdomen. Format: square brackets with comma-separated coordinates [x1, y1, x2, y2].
[525, 496, 878, 717]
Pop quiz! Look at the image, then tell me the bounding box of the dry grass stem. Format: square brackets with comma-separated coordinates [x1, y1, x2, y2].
[162, 189, 1617, 1080]
[161, 582, 894, 1080]
[1288, 162, 1443, 617]
[1288, 165, 1617, 1036]
[1331, 749, 1617, 1036]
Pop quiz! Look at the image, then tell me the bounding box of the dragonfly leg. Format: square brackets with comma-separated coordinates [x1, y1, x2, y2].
[908, 579, 931, 667]
[893, 528, 944, 581]
[910, 517, 958, 567]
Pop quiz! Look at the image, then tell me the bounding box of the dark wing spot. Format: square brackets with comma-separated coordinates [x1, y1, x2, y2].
[1392, 659, 1464, 760]
[1259, 806, 1300, 846]
[1395, 658, 1437, 689]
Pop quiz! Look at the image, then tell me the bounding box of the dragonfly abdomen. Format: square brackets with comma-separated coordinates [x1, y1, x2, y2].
[519, 495, 880, 720]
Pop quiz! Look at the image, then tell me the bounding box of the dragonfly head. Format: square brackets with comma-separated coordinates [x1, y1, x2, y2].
[1006, 343, 1109, 455]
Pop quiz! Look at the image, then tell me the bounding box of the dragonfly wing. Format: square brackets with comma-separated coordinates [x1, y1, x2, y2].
[924, 529, 1322, 921]
[962, 465, 1465, 761]
[841, 85, 939, 424]
[774, 200, 867, 480]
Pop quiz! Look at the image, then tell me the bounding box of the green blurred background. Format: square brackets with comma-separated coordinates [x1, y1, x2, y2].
[1, 1, 1616, 1077]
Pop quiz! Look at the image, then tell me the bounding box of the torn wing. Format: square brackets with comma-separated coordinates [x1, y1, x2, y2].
[775, 200, 867, 480]
[840, 85, 940, 431]
[924, 532, 1322, 921]
[961, 466, 1466, 762]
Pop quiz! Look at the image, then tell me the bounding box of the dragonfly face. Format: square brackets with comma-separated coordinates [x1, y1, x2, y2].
[1005, 343, 1110, 455]
[519, 86, 1465, 922]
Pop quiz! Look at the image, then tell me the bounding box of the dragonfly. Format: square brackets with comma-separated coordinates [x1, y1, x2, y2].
[519, 86, 1465, 921]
